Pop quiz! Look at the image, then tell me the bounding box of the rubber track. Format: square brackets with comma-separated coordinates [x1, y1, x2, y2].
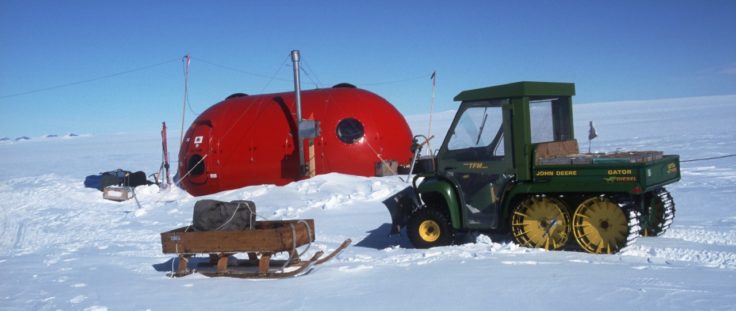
[619, 197, 641, 252]
[655, 188, 676, 235]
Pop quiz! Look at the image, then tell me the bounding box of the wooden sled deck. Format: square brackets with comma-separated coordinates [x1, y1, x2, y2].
[161, 219, 351, 278]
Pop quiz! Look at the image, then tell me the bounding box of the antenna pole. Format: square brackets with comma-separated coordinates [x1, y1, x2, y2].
[180, 54, 190, 146]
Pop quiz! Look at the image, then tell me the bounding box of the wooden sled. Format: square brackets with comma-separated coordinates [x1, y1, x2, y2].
[160, 219, 351, 279]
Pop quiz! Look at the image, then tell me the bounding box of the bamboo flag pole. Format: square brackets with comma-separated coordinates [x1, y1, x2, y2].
[426, 71, 437, 156]
[428, 71, 436, 143]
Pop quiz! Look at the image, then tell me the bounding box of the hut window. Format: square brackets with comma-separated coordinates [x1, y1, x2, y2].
[188, 154, 206, 176]
[336, 118, 365, 144]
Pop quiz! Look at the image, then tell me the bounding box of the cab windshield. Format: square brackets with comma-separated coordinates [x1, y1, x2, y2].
[446, 99, 507, 160]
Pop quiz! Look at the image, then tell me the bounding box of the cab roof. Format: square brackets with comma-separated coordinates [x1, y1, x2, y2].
[453, 81, 575, 102]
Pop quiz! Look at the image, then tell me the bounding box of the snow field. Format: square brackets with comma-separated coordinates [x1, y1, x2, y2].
[1, 95, 736, 310]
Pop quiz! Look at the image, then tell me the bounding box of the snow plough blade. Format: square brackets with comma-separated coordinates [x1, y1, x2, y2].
[383, 186, 422, 235]
[161, 220, 351, 279]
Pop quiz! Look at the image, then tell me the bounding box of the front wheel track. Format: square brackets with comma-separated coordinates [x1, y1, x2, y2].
[510, 196, 571, 251]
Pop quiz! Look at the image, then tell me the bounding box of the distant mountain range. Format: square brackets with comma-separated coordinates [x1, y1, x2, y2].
[0, 133, 81, 143]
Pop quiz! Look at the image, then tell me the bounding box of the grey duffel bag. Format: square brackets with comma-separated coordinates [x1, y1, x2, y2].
[192, 200, 256, 231]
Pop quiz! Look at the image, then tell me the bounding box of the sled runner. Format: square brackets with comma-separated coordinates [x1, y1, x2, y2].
[160, 219, 351, 279]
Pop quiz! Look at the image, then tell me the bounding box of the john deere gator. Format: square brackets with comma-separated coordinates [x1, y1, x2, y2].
[385, 81, 680, 254]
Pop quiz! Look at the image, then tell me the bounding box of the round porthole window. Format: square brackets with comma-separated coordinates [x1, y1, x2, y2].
[336, 118, 365, 144]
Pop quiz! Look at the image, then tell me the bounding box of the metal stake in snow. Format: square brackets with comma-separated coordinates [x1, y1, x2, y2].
[161, 122, 171, 189]
[291, 50, 306, 177]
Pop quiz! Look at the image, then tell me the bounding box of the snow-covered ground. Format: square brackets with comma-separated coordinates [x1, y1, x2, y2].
[1, 95, 735, 310]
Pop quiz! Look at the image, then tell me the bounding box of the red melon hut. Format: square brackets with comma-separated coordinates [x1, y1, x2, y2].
[178, 85, 413, 196]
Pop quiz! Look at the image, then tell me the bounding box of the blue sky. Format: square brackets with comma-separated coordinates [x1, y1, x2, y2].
[1, 1, 735, 137]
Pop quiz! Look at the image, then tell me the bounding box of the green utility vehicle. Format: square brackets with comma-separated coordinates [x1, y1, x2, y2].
[385, 81, 680, 254]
